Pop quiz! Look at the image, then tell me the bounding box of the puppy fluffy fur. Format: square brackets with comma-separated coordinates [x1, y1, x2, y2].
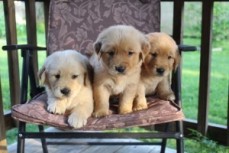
[134, 32, 180, 110]
[90, 25, 149, 117]
[38, 50, 93, 128]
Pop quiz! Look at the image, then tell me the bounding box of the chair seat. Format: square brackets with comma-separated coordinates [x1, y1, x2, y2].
[12, 92, 184, 130]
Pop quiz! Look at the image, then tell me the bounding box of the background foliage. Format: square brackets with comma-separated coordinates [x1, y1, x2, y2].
[184, 2, 229, 42]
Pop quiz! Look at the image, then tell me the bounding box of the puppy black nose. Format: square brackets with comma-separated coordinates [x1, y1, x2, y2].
[115, 66, 125, 73]
[156, 68, 165, 75]
[61, 88, 70, 96]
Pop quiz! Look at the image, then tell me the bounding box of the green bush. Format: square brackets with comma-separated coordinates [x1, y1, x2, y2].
[37, 22, 45, 33]
[184, 2, 202, 38]
[0, 19, 5, 38]
[0, 2, 45, 39]
[213, 3, 229, 41]
[184, 2, 229, 42]
[0, 4, 6, 38]
[17, 24, 26, 36]
[185, 129, 229, 153]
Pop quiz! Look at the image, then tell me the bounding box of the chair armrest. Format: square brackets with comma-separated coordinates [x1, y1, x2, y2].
[178, 44, 197, 52]
[2, 44, 46, 51]
[2, 44, 46, 103]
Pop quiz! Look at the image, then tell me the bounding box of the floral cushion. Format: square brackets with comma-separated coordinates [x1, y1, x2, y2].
[47, 0, 160, 56]
[11, 92, 184, 130]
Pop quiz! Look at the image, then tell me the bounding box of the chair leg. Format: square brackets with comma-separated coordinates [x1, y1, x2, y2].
[160, 123, 169, 153]
[38, 125, 49, 153]
[176, 121, 184, 153]
[17, 121, 26, 153]
[160, 138, 167, 153]
[176, 137, 184, 153]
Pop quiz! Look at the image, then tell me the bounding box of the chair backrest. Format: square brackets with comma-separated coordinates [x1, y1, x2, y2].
[47, 0, 160, 55]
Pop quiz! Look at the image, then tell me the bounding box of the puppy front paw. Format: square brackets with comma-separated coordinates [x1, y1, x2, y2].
[119, 105, 133, 114]
[68, 113, 88, 128]
[47, 101, 66, 115]
[133, 101, 148, 111]
[93, 109, 110, 118]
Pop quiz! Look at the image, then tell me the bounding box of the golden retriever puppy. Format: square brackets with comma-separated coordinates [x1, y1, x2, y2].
[38, 50, 93, 128]
[90, 25, 149, 117]
[134, 32, 180, 111]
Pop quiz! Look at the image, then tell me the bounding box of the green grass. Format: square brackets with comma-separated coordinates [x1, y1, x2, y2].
[182, 38, 229, 125]
[111, 127, 229, 153]
[167, 138, 229, 153]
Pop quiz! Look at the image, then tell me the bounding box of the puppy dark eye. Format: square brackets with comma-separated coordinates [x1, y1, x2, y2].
[128, 51, 134, 56]
[55, 74, 60, 79]
[107, 51, 115, 57]
[168, 56, 172, 59]
[72, 75, 78, 79]
[151, 53, 157, 58]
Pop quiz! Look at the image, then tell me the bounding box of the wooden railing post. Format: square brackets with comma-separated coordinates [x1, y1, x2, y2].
[197, 0, 214, 136]
[25, 0, 39, 85]
[172, 0, 184, 105]
[0, 76, 8, 153]
[43, 0, 50, 46]
[3, 0, 20, 107]
[172, 1, 185, 151]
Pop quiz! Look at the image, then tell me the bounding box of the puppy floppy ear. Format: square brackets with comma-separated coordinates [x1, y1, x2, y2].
[94, 41, 103, 59]
[83, 73, 88, 86]
[140, 37, 150, 61]
[173, 47, 181, 71]
[38, 66, 46, 86]
[83, 63, 93, 86]
[94, 42, 102, 54]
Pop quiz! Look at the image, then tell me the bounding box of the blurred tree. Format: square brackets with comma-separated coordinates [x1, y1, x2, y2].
[184, 2, 229, 42]
[213, 2, 229, 41]
[0, 3, 6, 38]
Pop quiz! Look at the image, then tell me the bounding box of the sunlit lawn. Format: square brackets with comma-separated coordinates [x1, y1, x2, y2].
[182, 38, 229, 125]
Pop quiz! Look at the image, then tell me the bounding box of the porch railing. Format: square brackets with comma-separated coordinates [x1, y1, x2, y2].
[0, 0, 228, 152]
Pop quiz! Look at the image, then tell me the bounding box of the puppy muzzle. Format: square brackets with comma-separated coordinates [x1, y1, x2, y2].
[154, 67, 166, 76]
[115, 65, 126, 74]
[60, 87, 71, 96]
[156, 68, 165, 75]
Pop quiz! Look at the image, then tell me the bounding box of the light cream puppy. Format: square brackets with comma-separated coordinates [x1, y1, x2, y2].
[134, 32, 180, 111]
[38, 50, 93, 128]
[90, 25, 149, 117]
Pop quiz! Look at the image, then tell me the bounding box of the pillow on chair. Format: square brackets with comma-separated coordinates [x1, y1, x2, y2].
[12, 92, 184, 130]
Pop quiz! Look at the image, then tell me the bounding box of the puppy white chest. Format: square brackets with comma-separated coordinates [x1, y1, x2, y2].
[105, 77, 127, 95]
[112, 83, 125, 95]
[143, 77, 162, 95]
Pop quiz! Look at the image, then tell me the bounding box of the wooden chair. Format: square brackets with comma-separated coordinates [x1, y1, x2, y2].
[2, 0, 196, 153]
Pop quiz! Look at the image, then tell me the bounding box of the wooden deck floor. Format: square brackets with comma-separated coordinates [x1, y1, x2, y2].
[7, 128, 176, 153]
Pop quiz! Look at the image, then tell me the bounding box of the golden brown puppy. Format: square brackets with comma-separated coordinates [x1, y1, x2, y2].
[38, 50, 93, 128]
[90, 25, 149, 117]
[134, 32, 180, 111]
